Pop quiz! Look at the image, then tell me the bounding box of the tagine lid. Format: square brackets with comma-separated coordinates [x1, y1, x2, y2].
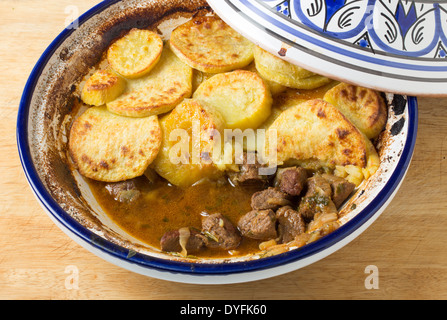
[207, 0, 447, 97]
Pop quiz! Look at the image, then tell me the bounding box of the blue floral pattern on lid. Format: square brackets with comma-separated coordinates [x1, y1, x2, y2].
[268, 0, 447, 59]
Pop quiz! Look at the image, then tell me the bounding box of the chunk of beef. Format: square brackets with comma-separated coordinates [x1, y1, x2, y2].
[274, 167, 308, 196]
[201, 213, 241, 250]
[160, 228, 206, 254]
[227, 152, 270, 187]
[105, 180, 141, 203]
[321, 174, 356, 208]
[276, 206, 306, 243]
[307, 175, 333, 198]
[298, 176, 337, 221]
[238, 209, 277, 241]
[251, 187, 292, 210]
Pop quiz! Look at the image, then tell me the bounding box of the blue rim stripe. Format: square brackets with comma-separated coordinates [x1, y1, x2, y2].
[16, 0, 419, 276]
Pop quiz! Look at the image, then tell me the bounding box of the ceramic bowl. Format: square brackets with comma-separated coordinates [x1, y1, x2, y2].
[17, 0, 418, 284]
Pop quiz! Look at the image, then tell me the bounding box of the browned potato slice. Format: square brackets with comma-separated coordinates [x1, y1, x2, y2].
[107, 28, 163, 79]
[81, 69, 127, 106]
[264, 99, 368, 170]
[324, 83, 388, 139]
[244, 62, 287, 96]
[254, 46, 332, 89]
[170, 16, 254, 73]
[191, 69, 215, 93]
[107, 46, 193, 118]
[153, 99, 226, 188]
[69, 106, 162, 182]
[193, 70, 272, 130]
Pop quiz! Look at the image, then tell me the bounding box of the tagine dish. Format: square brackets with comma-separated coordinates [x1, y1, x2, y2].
[66, 13, 390, 261]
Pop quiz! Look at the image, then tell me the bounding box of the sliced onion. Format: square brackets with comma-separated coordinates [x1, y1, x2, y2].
[178, 227, 191, 257]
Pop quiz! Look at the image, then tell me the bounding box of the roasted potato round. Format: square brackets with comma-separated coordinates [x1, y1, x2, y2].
[107, 28, 163, 79]
[81, 69, 127, 106]
[254, 46, 332, 90]
[107, 45, 193, 118]
[244, 62, 287, 96]
[69, 106, 162, 182]
[153, 99, 226, 188]
[170, 16, 254, 73]
[324, 83, 388, 139]
[193, 70, 272, 130]
[265, 99, 368, 169]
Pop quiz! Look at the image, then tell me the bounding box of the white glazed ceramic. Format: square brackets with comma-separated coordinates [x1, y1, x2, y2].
[17, 0, 418, 284]
[208, 0, 447, 97]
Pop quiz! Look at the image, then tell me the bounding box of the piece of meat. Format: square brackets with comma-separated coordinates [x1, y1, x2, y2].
[105, 180, 141, 203]
[251, 187, 292, 210]
[160, 228, 206, 254]
[298, 176, 337, 221]
[201, 213, 241, 250]
[321, 174, 356, 208]
[227, 152, 270, 186]
[238, 209, 277, 241]
[307, 176, 333, 198]
[276, 206, 306, 243]
[274, 167, 308, 196]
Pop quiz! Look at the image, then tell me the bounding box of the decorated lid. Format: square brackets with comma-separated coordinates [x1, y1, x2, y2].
[207, 0, 447, 97]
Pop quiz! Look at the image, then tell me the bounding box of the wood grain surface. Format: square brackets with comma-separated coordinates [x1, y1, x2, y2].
[1, 0, 446, 300]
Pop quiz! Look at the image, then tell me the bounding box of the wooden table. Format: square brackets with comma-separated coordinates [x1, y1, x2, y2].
[1, 0, 446, 300]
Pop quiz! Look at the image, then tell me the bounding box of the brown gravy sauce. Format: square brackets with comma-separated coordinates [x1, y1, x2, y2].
[88, 177, 264, 258]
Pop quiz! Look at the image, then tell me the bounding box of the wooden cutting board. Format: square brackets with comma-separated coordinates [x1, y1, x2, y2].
[1, 0, 446, 300]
